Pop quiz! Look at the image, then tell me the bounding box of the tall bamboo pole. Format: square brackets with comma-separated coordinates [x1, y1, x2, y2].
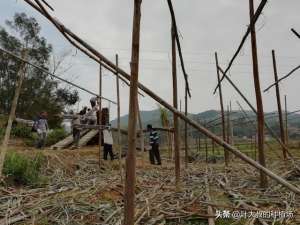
[249, 0, 268, 188]
[115, 54, 123, 180]
[98, 64, 103, 168]
[285, 95, 289, 146]
[215, 52, 229, 166]
[172, 25, 180, 189]
[272, 50, 287, 160]
[184, 84, 188, 168]
[0, 50, 27, 176]
[230, 101, 234, 146]
[124, 0, 142, 224]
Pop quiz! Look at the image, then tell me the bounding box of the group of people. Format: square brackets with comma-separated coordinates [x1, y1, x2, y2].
[31, 97, 162, 166]
[71, 97, 115, 161]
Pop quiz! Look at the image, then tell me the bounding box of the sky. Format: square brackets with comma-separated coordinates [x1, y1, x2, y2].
[0, 0, 300, 120]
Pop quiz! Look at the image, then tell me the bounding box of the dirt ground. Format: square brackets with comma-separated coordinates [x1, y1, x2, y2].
[0, 139, 300, 225]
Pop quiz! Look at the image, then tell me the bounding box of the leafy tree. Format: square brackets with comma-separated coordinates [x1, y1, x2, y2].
[0, 13, 79, 127]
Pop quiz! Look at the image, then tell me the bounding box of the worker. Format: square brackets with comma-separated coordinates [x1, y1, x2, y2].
[103, 124, 114, 160]
[90, 96, 98, 108]
[147, 124, 161, 165]
[35, 112, 49, 149]
[71, 113, 81, 149]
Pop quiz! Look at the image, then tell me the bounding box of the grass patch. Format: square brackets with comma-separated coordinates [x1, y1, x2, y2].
[3, 152, 47, 187]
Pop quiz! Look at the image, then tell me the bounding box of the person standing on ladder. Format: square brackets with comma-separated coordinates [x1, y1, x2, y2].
[147, 124, 161, 165]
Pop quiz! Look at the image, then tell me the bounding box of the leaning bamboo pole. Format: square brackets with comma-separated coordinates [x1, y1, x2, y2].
[172, 25, 181, 189]
[124, 0, 142, 224]
[271, 50, 287, 160]
[24, 0, 300, 195]
[249, 0, 268, 188]
[0, 50, 27, 176]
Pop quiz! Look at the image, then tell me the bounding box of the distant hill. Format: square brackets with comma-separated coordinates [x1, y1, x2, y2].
[111, 109, 300, 138]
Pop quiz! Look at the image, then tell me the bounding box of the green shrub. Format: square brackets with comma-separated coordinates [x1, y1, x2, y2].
[11, 125, 33, 139]
[45, 128, 67, 146]
[3, 152, 46, 186]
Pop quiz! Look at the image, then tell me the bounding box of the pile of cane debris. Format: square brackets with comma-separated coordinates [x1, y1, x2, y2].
[0, 150, 299, 225]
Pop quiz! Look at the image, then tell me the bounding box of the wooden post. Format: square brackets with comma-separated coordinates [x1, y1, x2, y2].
[272, 50, 287, 160]
[124, 0, 142, 224]
[98, 64, 103, 168]
[116, 54, 123, 180]
[172, 24, 181, 189]
[285, 95, 289, 146]
[226, 106, 231, 144]
[215, 52, 229, 166]
[205, 136, 208, 163]
[249, 0, 268, 188]
[230, 101, 234, 146]
[0, 50, 27, 176]
[184, 84, 188, 168]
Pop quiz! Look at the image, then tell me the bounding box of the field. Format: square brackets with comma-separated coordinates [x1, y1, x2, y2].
[0, 137, 299, 225]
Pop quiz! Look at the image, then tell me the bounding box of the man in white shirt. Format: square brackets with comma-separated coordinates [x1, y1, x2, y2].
[103, 125, 114, 160]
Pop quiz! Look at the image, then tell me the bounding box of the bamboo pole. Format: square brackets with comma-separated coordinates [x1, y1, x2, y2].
[264, 64, 300, 92]
[24, 0, 300, 195]
[115, 54, 123, 180]
[171, 25, 181, 189]
[215, 52, 229, 166]
[98, 64, 103, 168]
[0, 50, 27, 176]
[285, 95, 289, 146]
[272, 50, 287, 160]
[213, 0, 268, 94]
[218, 67, 291, 157]
[249, 0, 268, 188]
[124, 0, 142, 224]
[184, 85, 188, 168]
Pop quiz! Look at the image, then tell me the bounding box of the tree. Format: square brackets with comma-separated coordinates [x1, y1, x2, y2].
[0, 13, 79, 127]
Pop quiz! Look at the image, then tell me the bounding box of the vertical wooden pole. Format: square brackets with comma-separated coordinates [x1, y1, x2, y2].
[285, 95, 289, 146]
[116, 54, 123, 180]
[205, 136, 208, 163]
[230, 101, 234, 146]
[124, 0, 142, 224]
[272, 50, 287, 160]
[172, 24, 181, 189]
[215, 52, 229, 166]
[0, 50, 27, 176]
[98, 64, 103, 168]
[184, 84, 188, 168]
[226, 106, 231, 144]
[249, 0, 268, 188]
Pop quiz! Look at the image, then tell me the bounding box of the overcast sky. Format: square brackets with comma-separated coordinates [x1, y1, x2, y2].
[1, 0, 300, 120]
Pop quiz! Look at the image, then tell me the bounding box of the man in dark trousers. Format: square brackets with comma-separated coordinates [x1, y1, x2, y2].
[147, 124, 161, 165]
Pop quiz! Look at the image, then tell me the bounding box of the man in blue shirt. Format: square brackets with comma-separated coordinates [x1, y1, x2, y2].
[147, 124, 161, 165]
